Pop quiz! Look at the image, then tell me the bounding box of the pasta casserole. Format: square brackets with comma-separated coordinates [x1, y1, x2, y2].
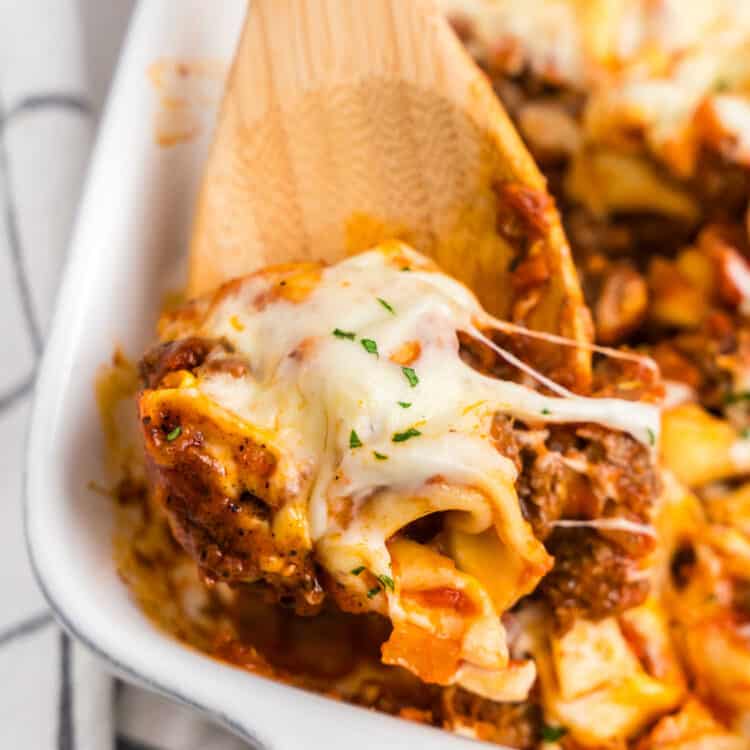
[101, 2, 750, 748]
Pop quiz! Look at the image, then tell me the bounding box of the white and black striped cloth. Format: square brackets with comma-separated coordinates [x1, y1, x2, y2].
[0, 3, 248, 749]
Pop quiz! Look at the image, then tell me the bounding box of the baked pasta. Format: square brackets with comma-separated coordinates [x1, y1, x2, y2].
[104, 2, 750, 748]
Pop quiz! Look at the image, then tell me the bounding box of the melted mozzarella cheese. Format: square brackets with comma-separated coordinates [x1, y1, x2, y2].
[195, 244, 657, 574]
[550, 517, 656, 538]
[189, 243, 659, 596]
[163, 242, 661, 699]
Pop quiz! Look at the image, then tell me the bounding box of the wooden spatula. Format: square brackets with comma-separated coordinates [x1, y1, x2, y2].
[189, 0, 592, 388]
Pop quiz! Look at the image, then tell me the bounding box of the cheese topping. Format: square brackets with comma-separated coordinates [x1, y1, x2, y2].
[440, 0, 750, 175]
[150, 242, 659, 698]
[195, 245, 656, 539]
[197, 244, 654, 517]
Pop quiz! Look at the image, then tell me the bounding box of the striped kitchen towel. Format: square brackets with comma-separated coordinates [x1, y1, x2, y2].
[0, 2, 247, 748]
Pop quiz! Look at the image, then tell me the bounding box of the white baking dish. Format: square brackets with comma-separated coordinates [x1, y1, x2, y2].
[24, 2, 486, 748]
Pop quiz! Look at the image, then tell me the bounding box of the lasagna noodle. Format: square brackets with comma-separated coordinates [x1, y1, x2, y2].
[521, 598, 685, 747]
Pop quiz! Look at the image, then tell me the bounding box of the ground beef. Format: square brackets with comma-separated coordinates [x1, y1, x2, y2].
[515, 440, 568, 539]
[566, 208, 698, 270]
[138, 339, 324, 615]
[439, 688, 543, 749]
[651, 315, 750, 411]
[575, 424, 659, 521]
[733, 579, 750, 621]
[138, 336, 223, 388]
[492, 415, 658, 629]
[539, 528, 650, 631]
[493, 416, 659, 540]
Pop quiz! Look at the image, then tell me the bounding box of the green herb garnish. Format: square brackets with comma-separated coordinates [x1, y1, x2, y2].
[361, 338, 379, 356]
[541, 725, 568, 743]
[367, 586, 381, 599]
[373, 451, 389, 460]
[377, 297, 396, 315]
[333, 328, 356, 340]
[541, 408, 551, 415]
[742, 427, 750, 439]
[351, 566, 366, 576]
[376, 574, 395, 592]
[393, 427, 422, 443]
[725, 391, 750, 405]
[647, 427, 656, 446]
[349, 430, 363, 449]
[401, 266, 411, 272]
[166, 426, 182, 442]
[398, 401, 412, 409]
[402, 367, 419, 387]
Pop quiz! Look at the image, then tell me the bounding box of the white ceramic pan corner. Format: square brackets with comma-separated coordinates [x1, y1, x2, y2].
[24, 2, 484, 748]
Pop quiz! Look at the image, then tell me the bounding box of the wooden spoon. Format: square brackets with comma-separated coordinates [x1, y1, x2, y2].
[189, 0, 592, 389]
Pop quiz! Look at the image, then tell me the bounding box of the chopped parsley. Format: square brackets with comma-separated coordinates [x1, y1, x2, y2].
[725, 391, 750, 405]
[367, 586, 381, 599]
[373, 451, 389, 460]
[349, 430, 363, 449]
[392, 427, 422, 443]
[402, 366, 419, 387]
[398, 401, 412, 409]
[715, 77, 730, 92]
[401, 266, 411, 272]
[541, 725, 568, 743]
[377, 297, 396, 315]
[333, 328, 356, 340]
[647, 427, 656, 446]
[742, 427, 750, 439]
[350, 566, 366, 576]
[376, 574, 395, 592]
[541, 408, 551, 415]
[361, 338, 379, 356]
[166, 426, 182, 442]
